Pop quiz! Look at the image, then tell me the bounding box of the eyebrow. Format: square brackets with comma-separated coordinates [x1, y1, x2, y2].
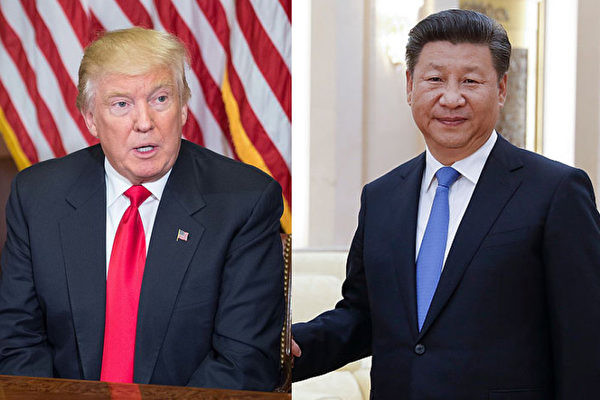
[103, 81, 176, 101]
[425, 63, 483, 73]
[150, 81, 176, 93]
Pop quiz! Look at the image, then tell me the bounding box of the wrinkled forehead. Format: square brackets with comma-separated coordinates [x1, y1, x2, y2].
[92, 67, 180, 98]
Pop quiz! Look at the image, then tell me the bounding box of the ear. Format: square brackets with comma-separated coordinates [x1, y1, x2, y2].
[180, 104, 188, 126]
[406, 70, 414, 106]
[83, 109, 99, 139]
[498, 73, 508, 108]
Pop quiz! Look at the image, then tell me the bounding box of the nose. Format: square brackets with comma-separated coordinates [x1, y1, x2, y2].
[134, 102, 154, 133]
[439, 83, 466, 108]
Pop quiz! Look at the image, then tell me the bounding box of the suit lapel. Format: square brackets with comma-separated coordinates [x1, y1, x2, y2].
[417, 136, 523, 339]
[134, 146, 205, 383]
[391, 154, 424, 339]
[59, 146, 107, 380]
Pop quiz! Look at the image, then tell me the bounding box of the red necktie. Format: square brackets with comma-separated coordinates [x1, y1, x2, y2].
[101, 185, 152, 383]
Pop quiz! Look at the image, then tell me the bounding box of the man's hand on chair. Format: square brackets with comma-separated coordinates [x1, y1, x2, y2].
[292, 338, 301, 357]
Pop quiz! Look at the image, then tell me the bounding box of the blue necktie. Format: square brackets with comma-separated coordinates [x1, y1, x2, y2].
[416, 166, 460, 331]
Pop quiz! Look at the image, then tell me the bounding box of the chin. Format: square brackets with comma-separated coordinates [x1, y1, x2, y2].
[131, 161, 167, 178]
[140, 173, 163, 183]
[431, 136, 469, 150]
[126, 168, 158, 183]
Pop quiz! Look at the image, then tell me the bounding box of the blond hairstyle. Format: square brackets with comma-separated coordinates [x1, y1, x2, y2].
[76, 27, 191, 111]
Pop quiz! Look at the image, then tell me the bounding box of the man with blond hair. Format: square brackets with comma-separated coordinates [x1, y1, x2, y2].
[0, 27, 284, 391]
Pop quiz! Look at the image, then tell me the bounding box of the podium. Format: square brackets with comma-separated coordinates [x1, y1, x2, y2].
[0, 375, 290, 399]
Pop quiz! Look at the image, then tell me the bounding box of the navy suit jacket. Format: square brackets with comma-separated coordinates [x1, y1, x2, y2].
[0, 140, 284, 391]
[293, 135, 600, 399]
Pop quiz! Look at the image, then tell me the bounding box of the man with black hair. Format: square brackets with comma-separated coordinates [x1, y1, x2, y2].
[292, 9, 600, 399]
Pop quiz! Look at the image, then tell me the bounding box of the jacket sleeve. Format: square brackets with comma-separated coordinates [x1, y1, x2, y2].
[185, 179, 285, 391]
[543, 168, 600, 398]
[0, 176, 54, 377]
[292, 187, 372, 382]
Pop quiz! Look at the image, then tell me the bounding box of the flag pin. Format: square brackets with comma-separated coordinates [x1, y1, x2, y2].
[176, 229, 189, 242]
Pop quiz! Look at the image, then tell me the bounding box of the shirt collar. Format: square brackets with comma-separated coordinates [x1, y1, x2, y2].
[423, 130, 498, 191]
[105, 158, 172, 207]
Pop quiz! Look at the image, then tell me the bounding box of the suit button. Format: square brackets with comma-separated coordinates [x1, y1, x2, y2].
[414, 343, 426, 355]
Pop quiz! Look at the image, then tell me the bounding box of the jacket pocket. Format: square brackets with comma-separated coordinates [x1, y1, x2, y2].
[489, 388, 544, 400]
[480, 226, 534, 249]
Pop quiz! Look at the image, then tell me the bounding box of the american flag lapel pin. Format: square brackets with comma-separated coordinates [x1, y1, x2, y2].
[176, 229, 189, 242]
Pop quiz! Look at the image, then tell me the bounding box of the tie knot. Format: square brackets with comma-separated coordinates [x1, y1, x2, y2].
[124, 185, 152, 208]
[435, 166, 460, 188]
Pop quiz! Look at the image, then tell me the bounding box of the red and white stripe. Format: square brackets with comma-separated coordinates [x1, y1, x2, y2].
[0, 0, 291, 218]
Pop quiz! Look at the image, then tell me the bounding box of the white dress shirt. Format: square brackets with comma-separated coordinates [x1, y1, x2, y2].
[104, 159, 171, 275]
[416, 130, 497, 267]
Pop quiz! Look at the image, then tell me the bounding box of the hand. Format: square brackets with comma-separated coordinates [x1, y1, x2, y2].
[292, 337, 302, 357]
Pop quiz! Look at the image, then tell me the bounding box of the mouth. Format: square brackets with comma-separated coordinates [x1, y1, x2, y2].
[133, 145, 157, 156]
[436, 117, 467, 126]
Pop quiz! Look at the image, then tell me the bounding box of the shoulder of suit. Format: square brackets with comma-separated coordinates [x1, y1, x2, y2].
[177, 140, 279, 189]
[15, 145, 103, 187]
[364, 152, 425, 191]
[492, 135, 580, 179]
[16, 141, 279, 189]
[361, 136, 588, 194]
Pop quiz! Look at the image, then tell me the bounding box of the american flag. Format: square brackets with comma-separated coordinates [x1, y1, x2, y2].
[0, 0, 291, 233]
[176, 229, 189, 242]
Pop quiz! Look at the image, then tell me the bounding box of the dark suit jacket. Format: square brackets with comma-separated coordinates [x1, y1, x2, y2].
[293, 135, 600, 399]
[0, 140, 284, 391]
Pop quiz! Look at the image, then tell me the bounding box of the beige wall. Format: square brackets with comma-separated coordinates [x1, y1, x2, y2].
[307, 0, 365, 248]
[301, 0, 423, 249]
[575, 0, 600, 193]
[364, 2, 423, 184]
